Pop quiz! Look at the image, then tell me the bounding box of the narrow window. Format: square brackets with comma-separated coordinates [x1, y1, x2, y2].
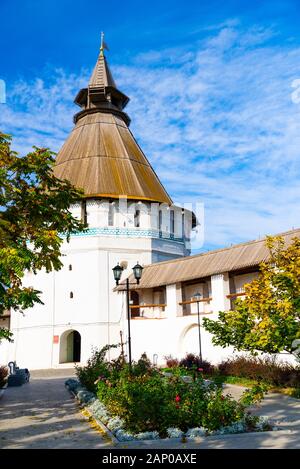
[81, 200, 87, 226]
[108, 203, 114, 226]
[182, 212, 185, 239]
[158, 210, 162, 232]
[70, 292, 74, 299]
[134, 209, 140, 228]
[170, 210, 175, 236]
[69, 264, 72, 271]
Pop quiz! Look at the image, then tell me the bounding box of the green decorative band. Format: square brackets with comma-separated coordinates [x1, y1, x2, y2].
[61, 227, 184, 242]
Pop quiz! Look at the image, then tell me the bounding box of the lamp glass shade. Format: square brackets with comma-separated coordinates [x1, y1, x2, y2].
[132, 262, 143, 281]
[193, 292, 202, 301]
[112, 263, 123, 284]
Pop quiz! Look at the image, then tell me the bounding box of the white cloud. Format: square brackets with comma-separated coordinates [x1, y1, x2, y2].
[1, 24, 300, 252]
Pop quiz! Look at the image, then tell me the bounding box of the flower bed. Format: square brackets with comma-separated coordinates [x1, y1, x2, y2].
[65, 377, 275, 442]
[68, 346, 277, 442]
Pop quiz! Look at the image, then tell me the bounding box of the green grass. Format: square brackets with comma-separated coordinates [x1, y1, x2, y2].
[212, 375, 300, 399]
[160, 368, 300, 399]
[160, 367, 192, 376]
[215, 375, 260, 388]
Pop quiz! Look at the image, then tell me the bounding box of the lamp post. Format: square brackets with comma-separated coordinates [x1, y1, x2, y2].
[193, 292, 203, 363]
[112, 261, 143, 368]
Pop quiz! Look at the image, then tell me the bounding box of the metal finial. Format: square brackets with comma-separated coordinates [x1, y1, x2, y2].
[100, 31, 105, 56]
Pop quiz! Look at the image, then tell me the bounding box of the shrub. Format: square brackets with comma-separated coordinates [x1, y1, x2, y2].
[96, 359, 261, 436]
[135, 431, 159, 440]
[167, 427, 184, 438]
[218, 355, 300, 387]
[201, 388, 245, 431]
[75, 344, 119, 392]
[179, 354, 215, 375]
[291, 388, 300, 399]
[164, 355, 180, 368]
[65, 378, 81, 392]
[88, 399, 111, 425]
[0, 366, 8, 388]
[97, 371, 172, 434]
[131, 353, 153, 376]
[77, 389, 96, 404]
[74, 348, 268, 438]
[186, 427, 206, 438]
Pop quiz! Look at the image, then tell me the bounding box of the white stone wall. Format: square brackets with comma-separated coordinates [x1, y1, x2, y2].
[6, 194, 287, 370]
[1, 197, 193, 369]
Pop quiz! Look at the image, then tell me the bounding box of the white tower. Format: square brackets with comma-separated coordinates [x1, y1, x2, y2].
[6, 42, 195, 369]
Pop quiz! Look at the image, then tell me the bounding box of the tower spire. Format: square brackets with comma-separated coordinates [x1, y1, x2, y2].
[88, 32, 115, 89]
[100, 31, 105, 56]
[54, 40, 173, 205]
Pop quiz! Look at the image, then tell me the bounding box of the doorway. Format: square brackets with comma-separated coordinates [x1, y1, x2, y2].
[130, 291, 140, 317]
[59, 330, 81, 363]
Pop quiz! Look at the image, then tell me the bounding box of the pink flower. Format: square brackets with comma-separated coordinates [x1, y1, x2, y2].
[198, 368, 203, 372]
[175, 395, 181, 402]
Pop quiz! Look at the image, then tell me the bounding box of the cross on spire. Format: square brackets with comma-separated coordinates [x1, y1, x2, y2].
[100, 31, 109, 56]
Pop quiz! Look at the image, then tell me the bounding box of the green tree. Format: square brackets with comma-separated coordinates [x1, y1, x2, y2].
[203, 236, 300, 357]
[0, 133, 85, 340]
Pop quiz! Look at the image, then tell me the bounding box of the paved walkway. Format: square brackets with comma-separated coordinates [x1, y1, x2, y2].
[224, 383, 300, 428]
[1, 371, 300, 449]
[0, 370, 112, 449]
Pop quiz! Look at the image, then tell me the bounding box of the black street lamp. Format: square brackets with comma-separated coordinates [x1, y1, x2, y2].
[112, 263, 123, 285]
[132, 262, 143, 284]
[112, 261, 143, 367]
[193, 292, 203, 363]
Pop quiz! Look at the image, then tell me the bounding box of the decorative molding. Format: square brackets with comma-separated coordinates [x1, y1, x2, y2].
[86, 200, 104, 207]
[60, 227, 184, 242]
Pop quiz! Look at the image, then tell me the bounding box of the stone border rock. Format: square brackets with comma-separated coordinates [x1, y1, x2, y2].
[69, 388, 119, 445]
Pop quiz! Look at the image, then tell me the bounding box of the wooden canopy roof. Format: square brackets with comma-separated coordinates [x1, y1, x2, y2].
[118, 228, 300, 289]
[54, 45, 172, 204]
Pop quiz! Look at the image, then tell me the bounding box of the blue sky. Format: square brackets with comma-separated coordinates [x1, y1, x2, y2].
[1, 0, 300, 252]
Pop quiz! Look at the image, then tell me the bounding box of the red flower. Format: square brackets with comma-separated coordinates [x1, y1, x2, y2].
[175, 395, 181, 402]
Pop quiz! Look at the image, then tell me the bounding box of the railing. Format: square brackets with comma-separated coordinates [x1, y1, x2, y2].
[129, 303, 167, 320]
[226, 292, 246, 299]
[179, 297, 212, 306]
[129, 303, 166, 309]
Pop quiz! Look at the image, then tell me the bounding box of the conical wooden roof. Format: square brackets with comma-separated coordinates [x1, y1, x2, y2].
[54, 46, 172, 204]
[89, 53, 116, 88]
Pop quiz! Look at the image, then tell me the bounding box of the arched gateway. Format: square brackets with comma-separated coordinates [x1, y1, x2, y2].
[59, 330, 81, 363]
